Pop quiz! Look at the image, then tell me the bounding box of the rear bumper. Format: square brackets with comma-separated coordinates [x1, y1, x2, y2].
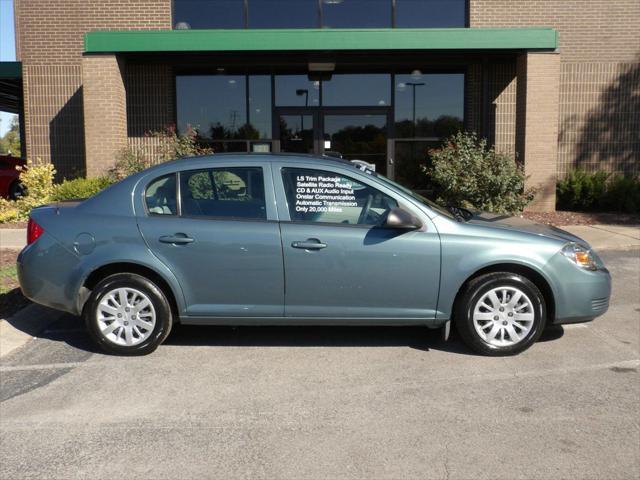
[17, 233, 80, 315]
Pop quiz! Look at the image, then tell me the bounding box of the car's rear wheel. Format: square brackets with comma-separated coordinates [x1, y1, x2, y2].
[8, 180, 26, 200]
[84, 273, 172, 355]
[454, 272, 546, 356]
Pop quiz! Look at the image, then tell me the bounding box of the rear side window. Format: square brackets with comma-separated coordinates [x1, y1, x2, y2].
[145, 174, 177, 215]
[180, 167, 266, 220]
[281, 167, 398, 225]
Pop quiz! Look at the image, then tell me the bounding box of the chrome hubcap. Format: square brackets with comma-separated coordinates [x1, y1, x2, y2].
[97, 287, 156, 346]
[473, 286, 535, 347]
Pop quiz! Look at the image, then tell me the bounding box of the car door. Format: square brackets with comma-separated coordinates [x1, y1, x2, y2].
[273, 162, 441, 321]
[136, 162, 284, 319]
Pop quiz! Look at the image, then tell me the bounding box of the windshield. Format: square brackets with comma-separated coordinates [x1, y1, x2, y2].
[369, 171, 456, 220]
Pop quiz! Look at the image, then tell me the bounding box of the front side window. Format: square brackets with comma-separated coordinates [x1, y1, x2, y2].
[145, 174, 177, 215]
[180, 167, 267, 219]
[282, 168, 398, 226]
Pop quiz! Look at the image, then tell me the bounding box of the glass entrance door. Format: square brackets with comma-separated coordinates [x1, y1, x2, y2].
[276, 111, 317, 154]
[322, 113, 388, 174]
[275, 108, 390, 175]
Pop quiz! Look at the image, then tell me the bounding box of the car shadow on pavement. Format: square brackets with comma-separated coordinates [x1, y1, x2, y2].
[163, 323, 565, 355]
[10, 312, 564, 357]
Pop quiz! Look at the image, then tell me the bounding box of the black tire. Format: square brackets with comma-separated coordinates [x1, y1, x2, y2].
[8, 181, 26, 200]
[83, 273, 173, 355]
[454, 272, 547, 356]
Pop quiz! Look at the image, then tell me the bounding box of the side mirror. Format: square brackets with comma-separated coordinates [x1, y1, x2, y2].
[383, 208, 422, 230]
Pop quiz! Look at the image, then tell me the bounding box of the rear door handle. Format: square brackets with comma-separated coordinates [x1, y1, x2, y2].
[291, 239, 327, 250]
[159, 234, 194, 245]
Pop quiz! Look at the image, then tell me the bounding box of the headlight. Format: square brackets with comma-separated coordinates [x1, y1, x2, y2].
[561, 243, 597, 270]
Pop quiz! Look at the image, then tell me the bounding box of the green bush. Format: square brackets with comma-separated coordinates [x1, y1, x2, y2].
[51, 176, 114, 201]
[557, 169, 640, 213]
[0, 159, 56, 222]
[110, 127, 213, 181]
[152, 125, 213, 162]
[111, 145, 151, 180]
[556, 169, 609, 211]
[602, 176, 640, 213]
[425, 131, 535, 214]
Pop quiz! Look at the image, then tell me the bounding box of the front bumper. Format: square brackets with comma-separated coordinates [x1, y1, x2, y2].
[549, 251, 612, 325]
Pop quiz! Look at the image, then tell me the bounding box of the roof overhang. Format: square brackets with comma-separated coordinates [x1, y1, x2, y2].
[0, 62, 23, 114]
[84, 28, 558, 54]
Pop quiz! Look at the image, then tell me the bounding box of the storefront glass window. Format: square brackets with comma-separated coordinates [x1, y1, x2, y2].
[275, 75, 320, 106]
[322, 74, 391, 106]
[395, 0, 467, 28]
[176, 75, 247, 140]
[172, 0, 244, 29]
[248, 75, 272, 139]
[322, 0, 392, 28]
[394, 73, 464, 138]
[248, 0, 318, 28]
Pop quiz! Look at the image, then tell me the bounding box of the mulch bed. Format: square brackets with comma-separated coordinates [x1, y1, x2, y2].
[0, 249, 30, 319]
[522, 211, 640, 226]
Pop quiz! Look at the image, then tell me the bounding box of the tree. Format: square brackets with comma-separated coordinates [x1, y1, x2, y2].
[0, 116, 21, 156]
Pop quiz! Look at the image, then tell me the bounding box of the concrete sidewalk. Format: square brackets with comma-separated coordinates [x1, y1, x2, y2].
[3, 223, 639, 250]
[0, 228, 26, 250]
[0, 305, 66, 358]
[561, 224, 640, 250]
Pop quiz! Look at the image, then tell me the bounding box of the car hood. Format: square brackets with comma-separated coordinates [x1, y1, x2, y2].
[467, 212, 589, 246]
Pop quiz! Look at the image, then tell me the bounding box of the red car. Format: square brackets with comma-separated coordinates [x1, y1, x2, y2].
[0, 155, 26, 200]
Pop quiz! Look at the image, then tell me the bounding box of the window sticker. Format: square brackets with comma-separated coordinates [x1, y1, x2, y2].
[293, 173, 359, 214]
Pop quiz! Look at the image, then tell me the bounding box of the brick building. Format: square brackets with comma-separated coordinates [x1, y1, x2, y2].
[1, 0, 638, 211]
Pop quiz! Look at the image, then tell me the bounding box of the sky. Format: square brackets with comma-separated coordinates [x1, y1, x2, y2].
[0, 0, 17, 136]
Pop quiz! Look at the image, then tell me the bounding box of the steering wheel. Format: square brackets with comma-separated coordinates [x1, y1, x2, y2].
[357, 194, 374, 225]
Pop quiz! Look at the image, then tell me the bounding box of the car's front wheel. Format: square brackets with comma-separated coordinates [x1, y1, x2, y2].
[454, 272, 546, 356]
[84, 273, 173, 355]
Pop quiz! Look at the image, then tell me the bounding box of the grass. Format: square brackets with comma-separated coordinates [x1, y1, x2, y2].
[0, 249, 30, 318]
[0, 264, 18, 295]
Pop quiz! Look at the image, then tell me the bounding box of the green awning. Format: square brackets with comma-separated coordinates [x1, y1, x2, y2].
[84, 28, 558, 54]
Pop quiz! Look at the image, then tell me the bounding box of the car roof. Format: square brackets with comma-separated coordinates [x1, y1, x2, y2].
[164, 153, 358, 169]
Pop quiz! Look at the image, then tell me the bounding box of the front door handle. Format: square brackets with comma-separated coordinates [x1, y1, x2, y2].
[159, 234, 194, 245]
[291, 239, 327, 250]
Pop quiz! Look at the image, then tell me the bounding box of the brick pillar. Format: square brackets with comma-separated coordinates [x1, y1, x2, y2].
[516, 52, 561, 212]
[82, 54, 127, 177]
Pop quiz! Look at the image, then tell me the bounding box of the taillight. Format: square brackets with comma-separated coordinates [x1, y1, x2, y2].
[27, 218, 44, 245]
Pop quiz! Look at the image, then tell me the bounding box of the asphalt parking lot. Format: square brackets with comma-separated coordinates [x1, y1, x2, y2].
[1, 248, 638, 479]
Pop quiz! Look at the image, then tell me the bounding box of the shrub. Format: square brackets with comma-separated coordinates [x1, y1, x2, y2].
[111, 145, 151, 180]
[51, 176, 114, 201]
[0, 198, 19, 223]
[425, 131, 536, 214]
[602, 176, 640, 213]
[556, 169, 609, 211]
[152, 125, 213, 162]
[0, 159, 56, 222]
[110, 126, 213, 181]
[557, 169, 640, 213]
